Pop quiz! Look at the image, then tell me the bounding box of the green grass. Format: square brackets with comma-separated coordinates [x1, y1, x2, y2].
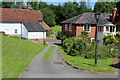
[2, 36, 47, 78]
[46, 34, 54, 38]
[42, 46, 55, 60]
[58, 46, 115, 73]
[51, 25, 62, 32]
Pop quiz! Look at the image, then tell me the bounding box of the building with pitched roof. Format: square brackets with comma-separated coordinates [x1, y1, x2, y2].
[61, 13, 117, 44]
[0, 8, 51, 43]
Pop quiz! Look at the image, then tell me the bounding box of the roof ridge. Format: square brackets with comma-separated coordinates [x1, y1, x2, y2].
[0, 8, 41, 12]
[61, 13, 84, 23]
[75, 13, 86, 24]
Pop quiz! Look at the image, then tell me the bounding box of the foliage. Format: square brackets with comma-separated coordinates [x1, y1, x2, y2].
[51, 25, 62, 33]
[103, 34, 118, 45]
[116, 1, 120, 14]
[2, 36, 47, 78]
[84, 45, 118, 59]
[41, 7, 56, 27]
[9, 36, 20, 39]
[94, 2, 116, 13]
[58, 46, 115, 73]
[2, 2, 14, 8]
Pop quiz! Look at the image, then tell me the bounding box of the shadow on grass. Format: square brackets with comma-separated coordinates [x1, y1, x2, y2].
[110, 62, 120, 69]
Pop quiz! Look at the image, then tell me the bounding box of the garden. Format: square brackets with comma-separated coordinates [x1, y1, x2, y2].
[57, 31, 120, 73]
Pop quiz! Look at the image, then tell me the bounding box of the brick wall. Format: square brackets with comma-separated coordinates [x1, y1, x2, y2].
[62, 24, 76, 36]
[29, 39, 44, 43]
[62, 24, 96, 38]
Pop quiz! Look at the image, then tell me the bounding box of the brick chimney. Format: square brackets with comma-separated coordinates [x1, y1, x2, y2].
[112, 8, 117, 23]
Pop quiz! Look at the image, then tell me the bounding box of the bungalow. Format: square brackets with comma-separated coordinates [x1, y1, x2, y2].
[61, 12, 117, 44]
[0, 8, 49, 43]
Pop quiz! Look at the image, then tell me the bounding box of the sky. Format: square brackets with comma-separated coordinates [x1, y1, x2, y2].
[46, 2, 96, 10]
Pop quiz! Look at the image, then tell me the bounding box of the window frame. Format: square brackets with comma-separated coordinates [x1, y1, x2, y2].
[83, 24, 91, 32]
[98, 26, 103, 32]
[69, 24, 72, 32]
[110, 26, 115, 32]
[106, 26, 109, 32]
[15, 29, 17, 34]
[65, 24, 68, 31]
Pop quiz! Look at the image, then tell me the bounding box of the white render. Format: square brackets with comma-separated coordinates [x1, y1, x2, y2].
[28, 32, 46, 39]
[0, 23, 46, 40]
[97, 24, 116, 45]
[0, 23, 21, 36]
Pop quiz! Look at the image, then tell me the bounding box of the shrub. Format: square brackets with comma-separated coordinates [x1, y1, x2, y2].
[103, 34, 118, 45]
[9, 36, 20, 39]
[84, 45, 118, 59]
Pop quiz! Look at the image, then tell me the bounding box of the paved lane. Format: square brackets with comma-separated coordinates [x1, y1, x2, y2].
[21, 41, 118, 78]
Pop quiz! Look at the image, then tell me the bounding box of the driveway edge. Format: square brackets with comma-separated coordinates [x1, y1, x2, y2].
[58, 51, 92, 72]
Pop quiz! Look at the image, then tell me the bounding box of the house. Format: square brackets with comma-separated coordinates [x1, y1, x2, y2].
[61, 13, 117, 44]
[0, 8, 48, 43]
[41, 21, 52, 32]
[112, 8, 120, 32]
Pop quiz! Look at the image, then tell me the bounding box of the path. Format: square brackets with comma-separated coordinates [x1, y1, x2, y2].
[21, 41, 118, 78]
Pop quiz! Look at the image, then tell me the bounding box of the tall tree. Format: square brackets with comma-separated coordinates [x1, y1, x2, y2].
[2, 2, 14, 8]
[94, 2, 116, 13]
[116, 1, 120, 14]
[41, 7, 56, 27]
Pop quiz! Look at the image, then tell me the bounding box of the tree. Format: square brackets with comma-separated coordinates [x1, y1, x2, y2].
[116, 1, 120, 14]
[39, 2, 48, 9]
[2, 2, 14, 8]
[41, 7, 56, 27]
[94, 2, 116, 13]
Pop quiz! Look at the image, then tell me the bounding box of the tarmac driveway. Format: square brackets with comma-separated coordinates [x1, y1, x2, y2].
[21, 41, 118, 78]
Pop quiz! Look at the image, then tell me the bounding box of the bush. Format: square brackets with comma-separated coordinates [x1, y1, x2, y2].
[9, 36, 20, 39]
[103, 34, 118, 45]
[84, 45, 118, 59]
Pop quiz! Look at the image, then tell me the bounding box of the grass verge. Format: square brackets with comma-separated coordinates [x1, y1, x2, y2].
[51, 25, 62, 32]
[58, 46, 115, 73]
[2, 36, 47, 78]
[42, 46, 55, 60]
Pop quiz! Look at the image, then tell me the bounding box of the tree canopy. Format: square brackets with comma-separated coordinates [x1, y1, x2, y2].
[41, 7, 56, 27]
[116, 1, 120, 14]
[94, 2, 116, 13]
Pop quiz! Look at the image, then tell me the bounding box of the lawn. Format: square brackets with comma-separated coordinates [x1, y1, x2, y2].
[42, 46, 55, 60]
[2, 36, 47, 78]
[51, 25, 62, 32]
[58, 46, 116, 73]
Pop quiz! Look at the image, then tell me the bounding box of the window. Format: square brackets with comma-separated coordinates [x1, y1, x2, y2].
[110, 26, 115, 32]
[69, 24, 72, 31]
[15, 29, 17, 34]
[65, 24, 68, 31]
[84, 25, 90, 32]
[91, 38, 95, 42]
[106, 27, 109, 31]
[98, 26, 103, 32]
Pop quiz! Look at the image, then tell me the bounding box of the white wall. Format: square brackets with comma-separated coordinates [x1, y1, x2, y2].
[21, 24, 28, 39]
[28, 32, 46, 39]
[0, 23, 46, 39]
[0, 23, 21, 36]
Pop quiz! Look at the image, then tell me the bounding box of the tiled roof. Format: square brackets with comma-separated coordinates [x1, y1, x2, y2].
[61, 13, 112, 25]
[23, 22, 46, 32]
[0, 8, 42, 22]
[41, 21, 52, 31]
